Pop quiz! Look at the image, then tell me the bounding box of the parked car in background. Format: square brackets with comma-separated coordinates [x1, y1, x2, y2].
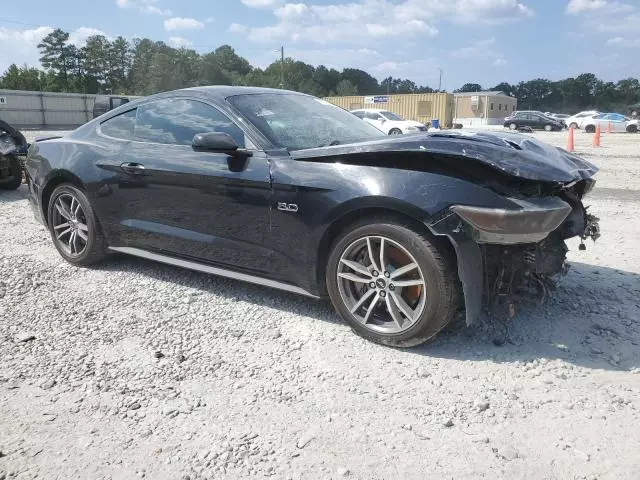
[504, 110, 546, 122]
[565, 110, 600, 129]
[581, 113, 639, 133]
[92, 96, 133, 119]
[550, 113, 570, 123]
[351, 109, 426, 135]
[504, 112, 565, 131]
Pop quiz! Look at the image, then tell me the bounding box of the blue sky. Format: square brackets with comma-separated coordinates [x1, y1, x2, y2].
[1, 0, 639, 91]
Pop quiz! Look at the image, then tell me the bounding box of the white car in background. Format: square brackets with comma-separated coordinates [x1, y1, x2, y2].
[581, 113, 639, 133]
[351, 109, 427, 135]
[565, 110, 600, 129]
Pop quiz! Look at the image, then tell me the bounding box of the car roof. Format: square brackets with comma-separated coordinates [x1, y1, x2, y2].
[117, 86, 307, 111]
[352, 108, 388, 112]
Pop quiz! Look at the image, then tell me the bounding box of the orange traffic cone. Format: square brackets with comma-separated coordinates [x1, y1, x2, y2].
[567, 126, 575, 152]
[593, 124, 601, 147]
[606, 121, 612, 134]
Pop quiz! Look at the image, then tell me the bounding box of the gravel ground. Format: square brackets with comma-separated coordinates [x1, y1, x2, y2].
[1, 130, 639, 480]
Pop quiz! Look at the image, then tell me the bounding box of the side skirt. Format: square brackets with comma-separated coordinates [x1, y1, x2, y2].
[108, 246, 320, 299]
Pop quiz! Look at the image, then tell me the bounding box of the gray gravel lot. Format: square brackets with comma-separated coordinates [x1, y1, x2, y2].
[1, 130, 639, 479]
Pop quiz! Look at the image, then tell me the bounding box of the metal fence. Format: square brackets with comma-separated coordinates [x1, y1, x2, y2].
[0, 89, 135, 130]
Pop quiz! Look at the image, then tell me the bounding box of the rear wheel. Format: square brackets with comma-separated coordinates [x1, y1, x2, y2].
[569, 122, 578, 129]
[0, 154, 22, 190]
[326, 219, 459, 347]
[585, 124, 596, 133]
[388, 128, 402, 135]
[47, 184, 107, 266]
[627, 125, 638, 133]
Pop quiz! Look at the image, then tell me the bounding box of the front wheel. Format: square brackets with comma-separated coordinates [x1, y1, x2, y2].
[509, 123, 517, 130]
[544, 125, 553, 132]
[569, 122, 578, 129]
[0, 155, 22, 190]
[627, 125, 638, 133]
[388, 128, 403, 135]
[326, 219, 459, 347]
[585, 125, 596, 133]
[47, 183, 107, 266]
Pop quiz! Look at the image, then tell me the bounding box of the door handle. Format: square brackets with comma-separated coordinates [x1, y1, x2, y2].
[120, 162, 145, 174]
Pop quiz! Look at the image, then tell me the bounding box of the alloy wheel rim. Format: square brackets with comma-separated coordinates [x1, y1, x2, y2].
[52, 193, 88, 257]
[337, 235, 427, 334]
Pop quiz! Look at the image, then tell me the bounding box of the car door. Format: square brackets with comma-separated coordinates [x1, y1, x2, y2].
[608, 113, 627, 132]
[97, 98, 273, 275]
[364, 111, 386, 132]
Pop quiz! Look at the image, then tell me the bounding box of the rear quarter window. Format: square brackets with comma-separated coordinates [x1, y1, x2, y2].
[100, 109, 137, 140]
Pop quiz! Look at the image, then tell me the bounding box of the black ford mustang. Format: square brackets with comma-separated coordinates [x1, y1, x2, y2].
[24, 87, 600, 347]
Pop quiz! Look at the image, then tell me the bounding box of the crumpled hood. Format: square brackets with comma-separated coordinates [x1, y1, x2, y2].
[293, 130, 598, 182]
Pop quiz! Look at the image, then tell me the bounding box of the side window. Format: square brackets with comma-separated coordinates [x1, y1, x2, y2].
[364, 111, 380, 120]
[352, 111, 365, 119]
[100, 109, 137, 140]
[135, 99, 246, 147]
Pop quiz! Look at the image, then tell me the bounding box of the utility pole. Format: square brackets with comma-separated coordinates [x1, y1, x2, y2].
[280, 46, 284, 89]
[438, 68, 443, 92]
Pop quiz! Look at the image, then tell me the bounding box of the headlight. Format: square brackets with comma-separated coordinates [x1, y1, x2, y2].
[405, 126, 418, 131]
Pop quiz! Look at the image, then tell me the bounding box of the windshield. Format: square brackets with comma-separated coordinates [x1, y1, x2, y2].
[380, 111, 403, 121]
[228, 93, 386, 150]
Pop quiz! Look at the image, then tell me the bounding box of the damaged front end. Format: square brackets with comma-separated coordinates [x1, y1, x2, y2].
[429, 177, 600, 326]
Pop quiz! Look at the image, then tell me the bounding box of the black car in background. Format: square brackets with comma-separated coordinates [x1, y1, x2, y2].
[504, 112, 565, 131]
[25, 87, 599, 347]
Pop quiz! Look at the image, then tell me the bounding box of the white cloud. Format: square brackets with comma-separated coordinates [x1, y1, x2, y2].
[229, 23, 249, 34]
[0, 26, 112, 74]
[0, 26, 53, 73]
[69, 27, 108, 46]
[115, 0, 172, 16]
[164, 17, 205, 31]
[566, 0, 608, 14]
[241, 0, 283, 7]
[452, 37, 507, 67]
[605, 36, 640, 46]
[168, 36, 193, 48]
[605, 36, 624, 45]
[241, 0, 533, 46]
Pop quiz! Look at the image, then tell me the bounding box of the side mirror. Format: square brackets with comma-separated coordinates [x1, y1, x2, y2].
[192, 132, 239, 152]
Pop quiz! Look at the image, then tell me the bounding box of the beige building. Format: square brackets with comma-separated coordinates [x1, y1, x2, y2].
[324, 93, 454, 129]
[454, 91, 518, 127]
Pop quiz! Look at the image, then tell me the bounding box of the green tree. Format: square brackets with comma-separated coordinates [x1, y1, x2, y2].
[38, 29, 75, 91]
[335, 79, 357, 96]
[455, 83, 483, 93]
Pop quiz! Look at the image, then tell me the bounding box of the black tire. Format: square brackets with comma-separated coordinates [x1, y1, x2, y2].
[569, 122, 578, 130]
[585, 125, 596, 133]
[0, 154, 23, 191]
[388, 128, 403, 135]
[326, 218, 459, 348]
[47, 183, 107, 266]
[509, 123, 517, 130]
[627, 125, 638, 133]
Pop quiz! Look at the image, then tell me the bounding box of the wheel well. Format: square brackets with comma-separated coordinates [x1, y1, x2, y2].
[315, 207, 457, 295]
[41, 174, 83, 224]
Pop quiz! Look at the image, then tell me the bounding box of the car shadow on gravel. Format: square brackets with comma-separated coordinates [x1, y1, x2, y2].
[95, 253, 342, 323]
[97, 255, 638, 372]
[0, 184, 28, 203]
[413, 261, 640, 372]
